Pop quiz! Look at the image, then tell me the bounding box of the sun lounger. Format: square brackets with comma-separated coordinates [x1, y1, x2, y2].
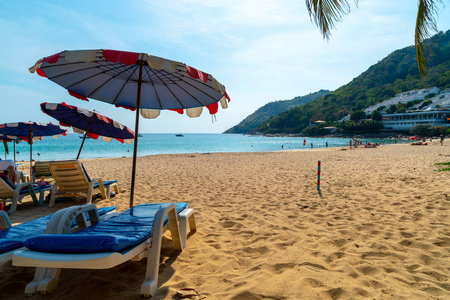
[0, 174, 53, 214]
[13, 202, 196, 297]
[0, 160, 28, 184]
[47, 160, 119, 207]
[32, 161, 53, 183]
[0, 205, 116, 263]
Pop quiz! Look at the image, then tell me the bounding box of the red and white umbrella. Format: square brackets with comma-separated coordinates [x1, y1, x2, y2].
[30, 49, 230, 207]
[41, 102, 134, 159]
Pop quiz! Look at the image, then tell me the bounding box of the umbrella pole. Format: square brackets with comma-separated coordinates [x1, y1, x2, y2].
[14, 142, 16, 162]
[77, 115, 94, 160]
[28, 126, 33, 176]
[29, 142, 32, 177]
[130, 62, 144, 208]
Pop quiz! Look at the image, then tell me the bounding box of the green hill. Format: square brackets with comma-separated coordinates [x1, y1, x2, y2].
[253, 30, 450, 134]
[224, 90, 330, 133]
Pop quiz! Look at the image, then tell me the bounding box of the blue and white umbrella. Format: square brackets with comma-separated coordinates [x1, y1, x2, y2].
[0, 122, 68, 174]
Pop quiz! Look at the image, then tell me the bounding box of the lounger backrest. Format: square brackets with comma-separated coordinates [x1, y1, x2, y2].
[48, 161, 90, 194]
[0, 175, 15, 198]
[33, 161, 53, 181]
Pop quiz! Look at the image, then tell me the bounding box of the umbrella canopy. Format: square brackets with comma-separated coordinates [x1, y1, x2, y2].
[0, 122, 68, 174]
[0, 135, 26, 161]
[41, 102, 134, 159]
[30, 49, 230, 207]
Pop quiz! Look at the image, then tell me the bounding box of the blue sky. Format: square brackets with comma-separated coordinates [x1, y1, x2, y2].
[0, 0, 449, 133]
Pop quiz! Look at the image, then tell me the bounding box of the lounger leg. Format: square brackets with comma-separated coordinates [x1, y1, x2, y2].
[140, 205, 182, 297]
[8, 196, 20, 215]
[48, 184, 58, 208]
[25, 267, 61, 295]
[105, 185, 111, 199]
[98, 181, 107, 199]
[37, 268, 61, 294]
[38, 189, 49, 205]
[178, 209, 197, 249]
[105, 183, 118, 199]
[86, 188, 93, 204]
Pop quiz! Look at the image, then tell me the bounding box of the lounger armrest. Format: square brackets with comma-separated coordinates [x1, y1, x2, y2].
[13, 182, 36, 200]
[15, 182, 34, 190]
[45, 204, 99, 234]
[0, 211, 12, 229]
[89, 177, 106, 200]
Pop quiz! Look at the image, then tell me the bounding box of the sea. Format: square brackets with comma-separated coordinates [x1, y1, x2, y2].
[2, 133, 406, 161]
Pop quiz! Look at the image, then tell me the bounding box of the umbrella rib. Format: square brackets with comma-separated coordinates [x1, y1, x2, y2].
[65, 63, 137, 93]
[111, 64, 140, 105]
[44, 61, 137, 95]
[177, 69, 222, 102]
[155, 67, 215, 107]
[142, 67, 164, 109]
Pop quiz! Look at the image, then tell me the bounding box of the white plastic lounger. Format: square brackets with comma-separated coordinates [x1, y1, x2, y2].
[0, 205, 116, 264]
[13, 202, 196, 297]
[0, 174, 53, 215]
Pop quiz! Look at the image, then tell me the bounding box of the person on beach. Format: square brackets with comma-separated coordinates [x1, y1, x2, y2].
[1, 166, 17, 184]
[440, 135, 444, 145]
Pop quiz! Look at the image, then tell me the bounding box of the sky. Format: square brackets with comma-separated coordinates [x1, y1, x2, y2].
[0, 0, 449, 134]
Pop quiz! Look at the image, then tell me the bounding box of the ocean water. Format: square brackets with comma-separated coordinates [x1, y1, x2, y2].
[2, 133, 403, 161]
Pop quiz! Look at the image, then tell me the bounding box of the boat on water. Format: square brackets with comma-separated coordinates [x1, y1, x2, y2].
[138, 134, 143, 137]
[175, 134, 184, 137]
[79, 135, 91, 139]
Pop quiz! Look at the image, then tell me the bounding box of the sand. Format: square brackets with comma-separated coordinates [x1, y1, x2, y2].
[1, 142, 449, 299]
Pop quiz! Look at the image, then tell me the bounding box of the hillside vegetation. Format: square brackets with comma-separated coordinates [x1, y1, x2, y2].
[252, 30, 450, 134]
[224, 90, 329, 133]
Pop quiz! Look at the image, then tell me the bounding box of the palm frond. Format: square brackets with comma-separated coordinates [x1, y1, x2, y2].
[305, 0, 358, 39]
[415, 0, 442, 77]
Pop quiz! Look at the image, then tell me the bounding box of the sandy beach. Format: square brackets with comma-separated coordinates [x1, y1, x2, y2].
[1, 142, 449, 299]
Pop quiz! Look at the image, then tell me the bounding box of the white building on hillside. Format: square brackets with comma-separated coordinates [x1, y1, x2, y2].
[381, 110, 450, 131]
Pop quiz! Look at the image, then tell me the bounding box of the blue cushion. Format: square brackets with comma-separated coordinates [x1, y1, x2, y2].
[0, 206, 116, 254]
[24, 203, 188, 254]
[17, 184, 52, 195]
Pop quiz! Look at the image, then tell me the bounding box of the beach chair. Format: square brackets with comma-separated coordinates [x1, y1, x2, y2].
[0, 174, 53, 214]
[47, 160, 119, 207]
[32, 161, 53, 183]
[0, 160, 28, 184]
[13, 202, 196, 297]
[0, 205, 116, 263]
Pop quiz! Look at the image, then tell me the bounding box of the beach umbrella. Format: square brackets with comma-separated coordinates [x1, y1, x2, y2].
[1, 135, 11, 159]
[41, 102, 135, 159]
[0, 122, 68, 174]
[29, 49, 230, 207]
[0, 135, 24, 162]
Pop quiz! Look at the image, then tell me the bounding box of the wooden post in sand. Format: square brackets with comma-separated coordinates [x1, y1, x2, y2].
[317, 161, 321, 191]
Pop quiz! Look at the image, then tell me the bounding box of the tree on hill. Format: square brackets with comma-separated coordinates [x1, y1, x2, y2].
[305, 0, 447, 77]
[253, 30, 450, 135]
[224, 90, 329, 133]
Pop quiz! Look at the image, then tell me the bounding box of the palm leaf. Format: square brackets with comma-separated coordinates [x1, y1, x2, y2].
[305, 0, 358, 39]
[415, 0, 442, 77]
